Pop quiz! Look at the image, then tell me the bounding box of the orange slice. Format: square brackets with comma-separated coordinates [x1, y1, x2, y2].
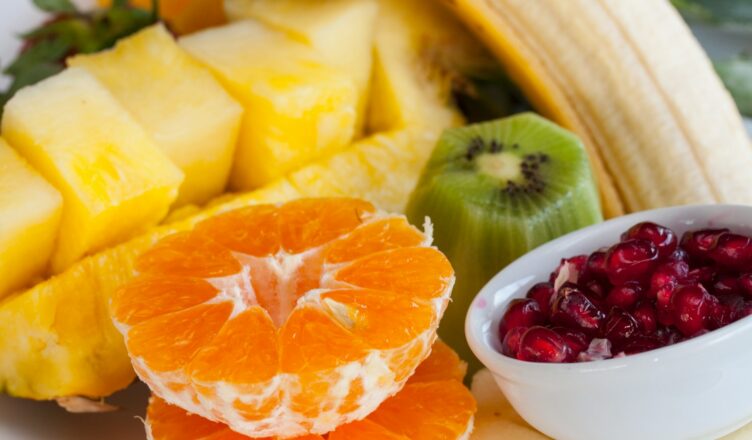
[145, 341, 477, 440]
[112, 198, 454, 437]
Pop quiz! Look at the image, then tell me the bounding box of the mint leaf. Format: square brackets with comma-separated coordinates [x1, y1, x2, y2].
[32, 0, 77, 14]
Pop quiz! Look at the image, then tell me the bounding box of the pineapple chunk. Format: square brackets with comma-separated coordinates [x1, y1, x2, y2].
[1, 67, 184, 273]
[0, 179, 301, 400]
[368, 0, 495, 132]
[0, 139, 62, 298]
[179, 20, 358, 189]
[287, 129, 440, 212]
[69, 25, 243, 207]
[224, 0, 378, 133]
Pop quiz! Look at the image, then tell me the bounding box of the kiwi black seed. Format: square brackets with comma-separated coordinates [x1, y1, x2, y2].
[406, 112, 603, 374]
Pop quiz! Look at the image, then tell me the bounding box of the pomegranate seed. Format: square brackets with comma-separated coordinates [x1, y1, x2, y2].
[549, 255, 588, 284]
[710, 233, 752, 269]
[681, 229, 728, 262]
[577, 338, 612, 362]
[713, 275, 740, 296]
[603, 308, 640, 346]
[633, 301, 658, 334]
[671, 285, 717, 337]
[498, 298, 545, 340]
[710, 303, 736, 329]
[606, 239, 659, 286]
[739, 273, 752, 298]
[686, 266, 717, 285]
[656, 327, 684, 345]
[552, 327, 591, 355]
[501, 326, 527, 358]
[650, 261, 689, 295]
[550, 283, 606, 333]
[525, 282, 555, 315]
[583, 279, 608, 298]
[622, 336, 663, 354]
[738, 302, 752, 320]
[621, 222, 677, 259]
[585, 251, 608, 279]
[667, 248, 689, 263]
[606, 282, 642, 310]
[517, 326, 573, 363]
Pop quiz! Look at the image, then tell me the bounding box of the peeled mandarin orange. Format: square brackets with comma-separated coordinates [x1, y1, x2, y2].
[112, 198, 454, 437]
[145, 341, 477, 440]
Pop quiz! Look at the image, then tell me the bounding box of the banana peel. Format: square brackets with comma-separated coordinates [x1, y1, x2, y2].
[445, 0, 752, 217]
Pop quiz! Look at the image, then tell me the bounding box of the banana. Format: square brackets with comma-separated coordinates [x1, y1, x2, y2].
[444, 0, 752, 217]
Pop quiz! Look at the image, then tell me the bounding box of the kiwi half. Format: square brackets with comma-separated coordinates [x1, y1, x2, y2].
[406, 112, 603, 373]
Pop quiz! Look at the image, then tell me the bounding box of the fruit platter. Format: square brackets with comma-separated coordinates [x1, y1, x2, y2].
[1, 0, 752, 439]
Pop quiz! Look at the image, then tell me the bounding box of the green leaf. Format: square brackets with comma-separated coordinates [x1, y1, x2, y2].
[4, 38, 70, 76]
[716, 55, 752, 117]
[32, 0, 77, 14]
[673, 0, 752, 29]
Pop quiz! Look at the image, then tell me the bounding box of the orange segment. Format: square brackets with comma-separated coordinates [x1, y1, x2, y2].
[324, 217, 425, 264]
[366, 381, 478, 440]
[320, 289, 435, 349]
[189, 306, 278, 384]
[279, 306, 369, 373]
[334, 247, 453, 300]
[136, 231, 240, 277]
[196, 205, 279, 256]
[111, 198, 454, 438]
[328, 419, 409, 440]
[112, 275, 217, 326]
[147, 396, 324, 440]
[409, 340, 467, 384]
[278, 198, 375, 254]
[145, 342, 476, 440]
[127, 302, 232, 372]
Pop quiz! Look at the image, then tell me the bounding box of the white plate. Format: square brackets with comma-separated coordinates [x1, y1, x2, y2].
[0, 3, 750, 439]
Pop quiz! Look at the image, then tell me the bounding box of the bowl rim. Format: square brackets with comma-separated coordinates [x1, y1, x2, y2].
[466, 203, 752, 380]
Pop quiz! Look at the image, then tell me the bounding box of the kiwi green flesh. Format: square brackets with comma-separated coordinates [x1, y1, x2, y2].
[406, 112, 603, 374]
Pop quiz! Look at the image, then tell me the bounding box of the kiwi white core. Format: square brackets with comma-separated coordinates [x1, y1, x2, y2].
[475, 152, 522, 182]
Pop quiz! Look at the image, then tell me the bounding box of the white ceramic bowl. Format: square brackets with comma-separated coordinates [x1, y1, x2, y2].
[466, 204, 752, 440]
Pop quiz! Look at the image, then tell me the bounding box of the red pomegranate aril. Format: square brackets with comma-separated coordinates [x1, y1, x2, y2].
[517, 326, 573, 363]
[710, 303, 736, 329]
[550, 283, 606, 333]
[525, 282, 555, 315]
[583, 279, 608, 298]
[621, 222, 678, 259]
[710, 233, 752, 270]
[603, 308, 640, 346]
[585, 251, 608, 279]
[606, 282, 642, 310]
[622, 336, 663, 355]
[605, 239, 659, 286]
[549, 255, 588, 284]
[738, 302, 752, 319]
[501, 326, 527, 358]
[667, 248, 689, 263]
[552, 327, 591, 355]
[671, 285, 716, 337]
[713, 275, 740, 296]
[681, 229, 728, 261]
[633, 301, 658, 334]
[739, 273, 752, 298]
[498, 298, 545, 340]
[686, 266, 717, 286]
[650, 261, 689, 295]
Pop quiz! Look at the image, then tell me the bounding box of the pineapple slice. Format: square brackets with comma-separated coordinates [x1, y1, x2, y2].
[179, 20, 358, 190]
[0, 139, 62, 298]
[1, 67, 184, 273]
[0, 125, 440, 400]
[0, 179, 301, 399]
[224, 0, 379, 133]
[69, 24, 243, 207]
[368, 0, 496, 132]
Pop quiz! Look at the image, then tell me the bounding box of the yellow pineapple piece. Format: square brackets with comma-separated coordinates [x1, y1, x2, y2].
[1, 67, 184, 273]
[224, 0, 379, 134]
[0, 139, 62, 298]
[69, 25, 243, 207]
[0, 179, 301, 400]
[179, 20, 358, 190]
[368, 0, 495, 132]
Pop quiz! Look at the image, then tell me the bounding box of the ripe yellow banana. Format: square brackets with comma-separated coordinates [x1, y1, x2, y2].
[445, 0, 752, 217]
